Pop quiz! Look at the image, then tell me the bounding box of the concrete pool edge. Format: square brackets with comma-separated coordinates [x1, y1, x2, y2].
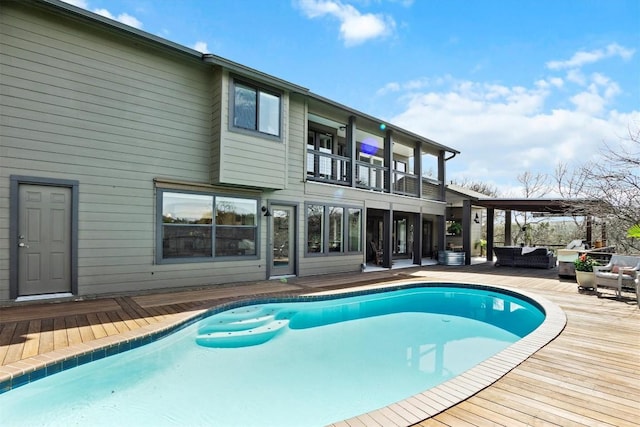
[0, 280, 567, 427]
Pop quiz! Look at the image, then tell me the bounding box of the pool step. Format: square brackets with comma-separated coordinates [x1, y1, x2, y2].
[214, 305, 276, 321]
[195, 319, 290, 348]
[198, 314, 276, 334]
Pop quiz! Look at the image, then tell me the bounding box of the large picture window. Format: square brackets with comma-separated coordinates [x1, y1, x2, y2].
[232, 80, 281, 137]
[306, 203, 362, 255]
[215, 197, 257, 257]
[162, 193, 213, 258]
[159, 190, 258, 261]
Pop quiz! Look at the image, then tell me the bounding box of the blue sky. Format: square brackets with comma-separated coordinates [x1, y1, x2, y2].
[63, 0, 639, 196]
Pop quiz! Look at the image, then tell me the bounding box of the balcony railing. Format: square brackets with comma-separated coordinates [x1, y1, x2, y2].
[355, 161, 386, 192]
[392, 170, 419, 197]
[307, 150, 444, 201]
[306, 150, 350, 185]
[421, 179, 442, 201]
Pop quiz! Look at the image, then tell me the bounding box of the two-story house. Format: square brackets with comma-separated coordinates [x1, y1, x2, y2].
[0, 0, 459, 303]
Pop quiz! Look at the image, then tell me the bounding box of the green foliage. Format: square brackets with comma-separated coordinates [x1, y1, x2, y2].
[627, 224, 640, 238]
[447, 222, 462, 235]
[474, 239, 487, 249]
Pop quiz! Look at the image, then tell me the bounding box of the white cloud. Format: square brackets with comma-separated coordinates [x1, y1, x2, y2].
[389, 0, 414, 6]
[376, 82, 400, 95]
[60, 0, 89, 8]
[546, 43, 635, 70]
[93, 9, 143, 29]
[296, 0, 395, 46]
[385, 70, 639, 196]
[63, 1, 144, 29]
[375, 44, 637, 195]
[192, 41, 209, 53]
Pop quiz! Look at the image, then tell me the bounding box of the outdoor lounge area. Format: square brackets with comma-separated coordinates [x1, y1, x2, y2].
[1, 263, 638, 426]
[493, 246, 557, 269]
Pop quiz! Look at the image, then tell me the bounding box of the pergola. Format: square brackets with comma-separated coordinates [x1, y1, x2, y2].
[446, 189, 602, 265]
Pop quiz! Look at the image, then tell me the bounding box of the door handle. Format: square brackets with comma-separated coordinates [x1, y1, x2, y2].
[18, 242, 29, 248]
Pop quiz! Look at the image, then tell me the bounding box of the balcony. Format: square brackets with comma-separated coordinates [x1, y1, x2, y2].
[393, 170, 419, 197]
[306, 149, 350, 185]
[355, 160, 386, 191]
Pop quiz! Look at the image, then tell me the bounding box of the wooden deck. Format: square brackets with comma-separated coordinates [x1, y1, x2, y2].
[1, 263, 639, 426]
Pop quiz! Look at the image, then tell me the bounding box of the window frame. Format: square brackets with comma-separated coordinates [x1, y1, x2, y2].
[156, 189, 260, 264]
[304, 202, 363, 256]
[229, 77, 283, 140]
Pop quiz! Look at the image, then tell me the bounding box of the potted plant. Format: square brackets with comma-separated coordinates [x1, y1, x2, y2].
[574, 253, 598, 289]
[474, 239, 487, 256]
[447, 222, 462, 235]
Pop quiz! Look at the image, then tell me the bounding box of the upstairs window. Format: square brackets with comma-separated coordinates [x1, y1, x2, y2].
[232, 80, 281, 137]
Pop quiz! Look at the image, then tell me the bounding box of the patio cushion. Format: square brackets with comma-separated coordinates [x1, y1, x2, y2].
[595, 272, 634, 281]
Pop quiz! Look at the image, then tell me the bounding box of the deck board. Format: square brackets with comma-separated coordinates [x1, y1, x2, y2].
[64, 316, 83, 347]
[52, 317, 68, 350]
[20, 320, 41, 359]
[1, 263, 638, 426]
[3, 321, 29, 365]
[38, 318, 55, 354]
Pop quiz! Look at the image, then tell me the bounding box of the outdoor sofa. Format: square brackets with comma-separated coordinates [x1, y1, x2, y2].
[493, 246, 557, 269]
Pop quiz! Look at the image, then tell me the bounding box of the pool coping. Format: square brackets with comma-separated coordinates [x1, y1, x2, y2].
[323, 280, 567, 426]
[0, 280, 567, 426]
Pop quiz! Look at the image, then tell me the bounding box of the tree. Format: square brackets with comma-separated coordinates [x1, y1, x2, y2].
[579, 123, 640, 253]
[512, 171, 550, 245]
[517, 171, 549, 199]
[453, 178, 499, 197]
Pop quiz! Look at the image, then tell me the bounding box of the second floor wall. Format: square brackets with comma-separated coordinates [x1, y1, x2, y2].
[2, 0, 451, 206]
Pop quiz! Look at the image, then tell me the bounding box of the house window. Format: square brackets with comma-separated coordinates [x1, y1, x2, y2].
[329, 207, 343, 252]
[162, 192, 213, 258]
[215, 197, 257, 257]
[307, 130, 333, 178]
[232, 80, 281, 137]
[348, 208, 362, 252]
[307, 204, 324, 253]
[159, 190, 258, 261]
[393, 160, 407, 173]
[306, 203, 362, 255]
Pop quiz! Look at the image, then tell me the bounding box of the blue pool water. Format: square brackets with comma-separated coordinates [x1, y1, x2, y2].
[0, 285, 544, 426]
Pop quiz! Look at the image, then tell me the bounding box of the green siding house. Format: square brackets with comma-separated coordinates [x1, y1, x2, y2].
[0, 0, 459, 302]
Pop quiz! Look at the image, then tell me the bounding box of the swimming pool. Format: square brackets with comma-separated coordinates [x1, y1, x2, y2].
[0, 283, 560, 426]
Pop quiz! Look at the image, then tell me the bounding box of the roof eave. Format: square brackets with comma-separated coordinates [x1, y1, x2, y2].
[202, 55, 309, 93]
[33, 0, 203, 59]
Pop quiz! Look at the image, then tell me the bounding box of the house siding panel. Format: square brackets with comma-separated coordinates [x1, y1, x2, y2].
[0, 2, 454, 301]
[216, 73, 288, 189]
[0, 3, 226, 299]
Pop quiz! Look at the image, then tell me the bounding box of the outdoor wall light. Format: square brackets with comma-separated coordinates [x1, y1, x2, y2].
[261, 206, 272, 217]
[474, 212, 480, 224]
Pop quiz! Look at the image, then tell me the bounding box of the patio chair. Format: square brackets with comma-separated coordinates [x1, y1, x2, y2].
[368, 240, 382, 265]
[593, 254, 640, 299]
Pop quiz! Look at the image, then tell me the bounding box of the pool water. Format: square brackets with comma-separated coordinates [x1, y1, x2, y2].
[0, 286, 544, 426]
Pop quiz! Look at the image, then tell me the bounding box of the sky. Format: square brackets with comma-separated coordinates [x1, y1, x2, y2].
[62, 0, 639, 196]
